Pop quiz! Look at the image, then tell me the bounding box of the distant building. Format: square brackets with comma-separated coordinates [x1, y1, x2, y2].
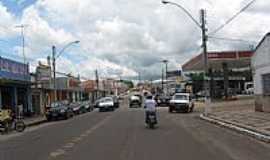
[252, 32, 270, 113]
[31, 61, 83, 115]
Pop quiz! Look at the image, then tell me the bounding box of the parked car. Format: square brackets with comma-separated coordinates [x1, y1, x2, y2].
[243, 82, 254, 95]
[169, 93, 194, 113]
[94, 99, 101, 108]
[69, 102, 85, 114]
[82, 101, 94, 112]
[46, 102, 74, 121]
[98, 97, 115, 112]
[129, 95, 142, 108]
[111, 96, 120, 108]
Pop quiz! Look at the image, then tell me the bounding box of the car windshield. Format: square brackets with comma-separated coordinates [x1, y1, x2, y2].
[51, 102, 61, 108]
[100, 98, 113, 102]
[174, 95, 188, 100]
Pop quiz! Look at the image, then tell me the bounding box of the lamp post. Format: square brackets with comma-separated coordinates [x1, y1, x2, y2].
[162, 1, 210, 115]
[52, 40, 80, 102]
[161, 60, 169, 95]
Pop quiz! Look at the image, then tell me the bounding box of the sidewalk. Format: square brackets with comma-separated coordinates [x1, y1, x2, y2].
[23, 115, 47, 127]
[200, 97, 270, 143]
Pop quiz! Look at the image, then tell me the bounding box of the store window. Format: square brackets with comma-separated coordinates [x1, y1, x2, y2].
[262, 73, 270, 95]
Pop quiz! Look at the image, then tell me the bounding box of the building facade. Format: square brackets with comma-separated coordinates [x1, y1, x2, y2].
[183, 50, 254, 99]
[31, 62, 83, 115]
[252, 33, 270, 112]
[0, 57, 32, 116]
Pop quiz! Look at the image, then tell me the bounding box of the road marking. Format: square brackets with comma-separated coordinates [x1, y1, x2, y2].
[71, 137, 82, 143]
[49, 115, 112, 159]
[50, 149, 66, 157]
[80, 133, 88, 138]
[63, 143, 75, 149]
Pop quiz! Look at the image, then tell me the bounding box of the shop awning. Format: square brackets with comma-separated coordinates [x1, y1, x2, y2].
[182, 51, 254, 71]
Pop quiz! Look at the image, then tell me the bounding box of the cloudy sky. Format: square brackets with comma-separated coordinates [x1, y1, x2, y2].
[0, 0, 269, 80]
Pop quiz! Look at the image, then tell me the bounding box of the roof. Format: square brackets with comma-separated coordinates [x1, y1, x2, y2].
[254, 32, 270, 52]
[182, 50, 254, 71]
[174, 93, 190, 96]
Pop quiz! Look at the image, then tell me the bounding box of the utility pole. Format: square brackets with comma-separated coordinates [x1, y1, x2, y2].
[15, 24, 27, 65]
[138, 72, 141, 84]
[52, 46, 57, 102]
[161, 68, 164, 93]
[15, 24, 28, 82]
[162, 60, 169, 95]
[95, 69, 99, 98]
[200, 9, 210, 114]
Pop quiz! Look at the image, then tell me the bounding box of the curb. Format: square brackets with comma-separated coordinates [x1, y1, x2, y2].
[200, 114, 270, 143]
[26, 119, 47, 127]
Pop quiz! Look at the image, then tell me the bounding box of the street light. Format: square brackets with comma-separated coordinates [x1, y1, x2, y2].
[52, 40, 80, 102]
[55, 40, 80, 60]
[161, 0, 201, 28]
[162, 1, 210, 115]
[161, 60, 169, 95]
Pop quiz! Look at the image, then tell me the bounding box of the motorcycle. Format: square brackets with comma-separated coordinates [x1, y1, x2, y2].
[0, 109, 26, 134]
[146, 111, 157, 129]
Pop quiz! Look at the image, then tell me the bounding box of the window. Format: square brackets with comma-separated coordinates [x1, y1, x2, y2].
[262, 73, 270, 95]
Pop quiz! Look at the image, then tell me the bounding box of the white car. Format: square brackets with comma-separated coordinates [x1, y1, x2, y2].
[98, 97, 115, 112]
[169, 93, 194, 113]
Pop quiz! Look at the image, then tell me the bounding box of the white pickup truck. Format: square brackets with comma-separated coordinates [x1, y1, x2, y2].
[169, 93, 194, 113]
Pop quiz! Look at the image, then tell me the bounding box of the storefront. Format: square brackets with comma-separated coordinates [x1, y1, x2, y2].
[0, 57, 32, 116]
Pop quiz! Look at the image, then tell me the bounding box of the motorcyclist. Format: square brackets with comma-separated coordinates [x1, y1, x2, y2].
[144, 94, 157, 124]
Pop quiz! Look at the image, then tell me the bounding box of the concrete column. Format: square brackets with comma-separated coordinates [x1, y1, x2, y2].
[27, 87, 33, 113]
[223, 62, 229, 99]
[0, 87, 2, 109]
[13, 87, 18, 109]
[72, 92, 76, 102]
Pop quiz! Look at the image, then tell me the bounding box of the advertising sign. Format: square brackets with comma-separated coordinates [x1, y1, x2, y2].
[167, 70, 182, 78]
[0, 57, 30, 81]
[36, 64, 51, 81]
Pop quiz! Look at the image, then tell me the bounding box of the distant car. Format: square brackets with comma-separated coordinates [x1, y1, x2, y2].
[169, 93, 194, 113]
[46, 102, 74, 121]
[98, 97, 115, 112]
[158, 95, 171, 106]
[129, 95, 142, 108]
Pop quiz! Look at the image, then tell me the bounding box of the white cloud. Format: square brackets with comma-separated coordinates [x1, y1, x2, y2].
[1, 0, 270, 80]
[0, 2, 17, 38]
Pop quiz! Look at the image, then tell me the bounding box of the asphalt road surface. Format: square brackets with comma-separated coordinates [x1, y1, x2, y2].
[1, 99, 270, 160]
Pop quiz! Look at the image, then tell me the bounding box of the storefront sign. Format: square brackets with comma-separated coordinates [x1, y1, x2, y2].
[36, 64, 51, 81]
[167, 70, 182, 78]
[0, 57, 30, 81]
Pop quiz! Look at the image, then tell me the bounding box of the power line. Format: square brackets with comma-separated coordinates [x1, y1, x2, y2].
[208, 36, 256, 44]
[209, 0, 257, 35]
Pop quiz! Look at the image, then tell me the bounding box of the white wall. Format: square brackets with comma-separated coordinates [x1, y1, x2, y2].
[253, 35, 270, 95]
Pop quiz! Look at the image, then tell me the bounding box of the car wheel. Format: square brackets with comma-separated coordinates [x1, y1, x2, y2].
[190, 106, 194, 113]
[46, 116, 52, 121]
[15, 120, 26, 132]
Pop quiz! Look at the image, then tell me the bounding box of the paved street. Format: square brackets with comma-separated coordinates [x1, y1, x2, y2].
[1, 100, 270, 160]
